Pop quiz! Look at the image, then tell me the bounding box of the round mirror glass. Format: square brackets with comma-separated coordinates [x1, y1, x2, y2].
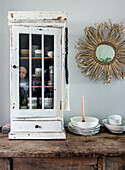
[96, 44, 115, 62]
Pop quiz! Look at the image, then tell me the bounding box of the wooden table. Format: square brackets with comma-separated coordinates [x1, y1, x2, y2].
[0, 129, 125, 170]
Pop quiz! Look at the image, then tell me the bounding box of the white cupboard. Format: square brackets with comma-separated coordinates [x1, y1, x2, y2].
[8, 11, 67, 139]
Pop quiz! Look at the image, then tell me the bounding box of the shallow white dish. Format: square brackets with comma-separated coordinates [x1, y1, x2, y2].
[70, 116, 99, 129]
[102, 119, 125, 133]
[68, 122, 100, 131]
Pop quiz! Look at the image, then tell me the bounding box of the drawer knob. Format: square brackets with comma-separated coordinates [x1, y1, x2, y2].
[13, 65, 17, 69]
[35, 125, 41, 128]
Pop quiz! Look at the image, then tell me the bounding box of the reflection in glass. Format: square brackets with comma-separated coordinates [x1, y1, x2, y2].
[44, 35, 54, 109]
[96, 44, 115, 62]
[19, 34, 29, 109]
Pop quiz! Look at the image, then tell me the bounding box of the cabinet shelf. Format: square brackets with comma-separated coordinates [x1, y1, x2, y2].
[20, 57, 54, 59]
[20, 86, 54, 88]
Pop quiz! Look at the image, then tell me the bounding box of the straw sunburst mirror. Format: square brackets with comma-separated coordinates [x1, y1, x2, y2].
[75, 20, 125, 83]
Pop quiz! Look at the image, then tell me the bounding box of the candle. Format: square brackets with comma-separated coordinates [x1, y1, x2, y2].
[81, 96, 85, 122]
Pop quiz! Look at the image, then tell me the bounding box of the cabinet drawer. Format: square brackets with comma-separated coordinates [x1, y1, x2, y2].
[13, 157, 98, 170]
[11, 121, 62, 132]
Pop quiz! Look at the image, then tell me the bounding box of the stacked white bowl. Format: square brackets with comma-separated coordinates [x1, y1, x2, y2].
[102, 115, 125, 133]
[68, 116, 100, 136]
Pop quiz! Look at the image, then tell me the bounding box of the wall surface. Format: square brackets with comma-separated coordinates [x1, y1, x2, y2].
[1, 0, 125, 126]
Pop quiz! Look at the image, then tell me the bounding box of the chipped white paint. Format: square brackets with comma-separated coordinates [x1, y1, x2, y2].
[11, 121, 62, 133]
[9, 130, 66, 139]
[8, 11, 67, 27]
[8, 11, 67, 139]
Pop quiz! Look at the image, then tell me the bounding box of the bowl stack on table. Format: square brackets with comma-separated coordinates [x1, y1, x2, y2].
[68, 116, 100, 136]
[102, 115, 125, 133]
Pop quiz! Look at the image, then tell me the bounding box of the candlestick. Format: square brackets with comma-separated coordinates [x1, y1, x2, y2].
[81, 96, 85, 122]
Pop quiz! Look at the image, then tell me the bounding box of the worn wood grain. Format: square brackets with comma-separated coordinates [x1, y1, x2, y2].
[105, 157, 125, 170]
[12, 157, 97, 170]
[0, 132, 124, 158]
[98, 157, 103, 170]
[0, 158, 10, 170]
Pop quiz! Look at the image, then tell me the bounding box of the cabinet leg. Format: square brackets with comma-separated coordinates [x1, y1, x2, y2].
[0, 157, 12, 170]
[98, 157, 103, 170]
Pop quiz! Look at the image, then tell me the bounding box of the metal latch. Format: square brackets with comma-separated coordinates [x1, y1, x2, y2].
[60, 101, 62, 110]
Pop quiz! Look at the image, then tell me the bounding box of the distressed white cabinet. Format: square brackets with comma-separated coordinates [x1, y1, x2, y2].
[8, 11, 67, 139]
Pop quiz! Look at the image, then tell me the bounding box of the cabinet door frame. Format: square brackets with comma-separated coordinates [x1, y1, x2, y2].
[11, 26, 62, 118]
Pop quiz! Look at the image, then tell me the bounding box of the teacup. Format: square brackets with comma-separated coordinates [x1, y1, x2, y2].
[49, 66, 54, 70]
[35, 68, 42, 77]
[108, 115, 122, 126]
[47, 51, 54, 57]
[44, 98, 53, 109]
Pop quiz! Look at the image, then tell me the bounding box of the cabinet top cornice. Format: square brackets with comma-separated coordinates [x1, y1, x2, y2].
[8, 11, 67, 27]
[8, 11, 67, 28]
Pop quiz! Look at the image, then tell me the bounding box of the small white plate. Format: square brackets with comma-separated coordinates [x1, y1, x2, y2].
[68, 122, 100, 136]
[102, 119, 125, 133]
[69, 122, 100, 131]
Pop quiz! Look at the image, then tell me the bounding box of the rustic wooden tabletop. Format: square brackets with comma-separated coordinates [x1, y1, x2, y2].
[0, 128, 125, 158]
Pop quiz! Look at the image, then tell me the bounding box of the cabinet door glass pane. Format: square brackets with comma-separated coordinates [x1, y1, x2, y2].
[19, 34, 29, 109]
[44, 35, 54, 109]
[19, 32, 55, 111]
[32, 34, 42, 109]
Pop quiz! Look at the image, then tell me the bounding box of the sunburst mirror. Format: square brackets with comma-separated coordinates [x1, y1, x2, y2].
[75, 20, 125, 83]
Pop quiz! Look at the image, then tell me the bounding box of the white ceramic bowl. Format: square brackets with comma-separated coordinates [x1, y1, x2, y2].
[102, 119, 125, 133]
[28, 97, 37, 101]
[108, 115, 122, 126]
[21, 49, 29, 57]
[35, 49, 42, 54]
[35, 50, 42, 57]
[70, 116, 99, 129]
[47, 51, 54, 57]
[44, 98, 53, 109]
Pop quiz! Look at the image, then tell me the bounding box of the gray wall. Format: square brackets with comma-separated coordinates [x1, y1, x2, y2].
[1, 0, 125, 126]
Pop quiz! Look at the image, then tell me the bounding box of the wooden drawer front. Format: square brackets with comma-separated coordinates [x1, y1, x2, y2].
[105, 157, 125, 170]
[13, 157, 98, 170]
[11, 121, 62, 132]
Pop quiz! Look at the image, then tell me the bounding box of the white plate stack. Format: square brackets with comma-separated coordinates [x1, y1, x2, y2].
[68, 116, 100, 136]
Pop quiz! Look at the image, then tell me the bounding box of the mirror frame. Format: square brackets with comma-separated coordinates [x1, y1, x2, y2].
[75, 21, 125, 83]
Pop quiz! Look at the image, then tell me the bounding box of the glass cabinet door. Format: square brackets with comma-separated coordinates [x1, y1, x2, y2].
[13, 26, 61, 117]
[19, 34, 54, 110]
